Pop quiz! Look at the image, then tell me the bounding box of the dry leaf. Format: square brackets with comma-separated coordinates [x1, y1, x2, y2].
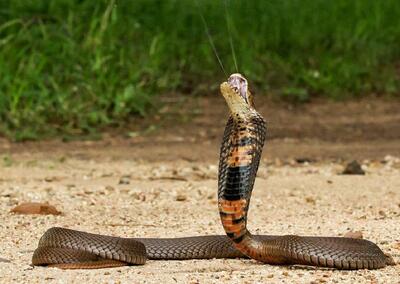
[10, 202, 61, 215]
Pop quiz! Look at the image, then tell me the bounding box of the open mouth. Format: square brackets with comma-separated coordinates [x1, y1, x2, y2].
[227, 73, 248, 103]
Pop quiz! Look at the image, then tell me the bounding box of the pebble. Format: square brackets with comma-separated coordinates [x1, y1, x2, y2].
[0, 257, 11, 263]
[295, 157, 314, 164]
[176, 195, 187, 201]
[342, 160, 365, 175]
[119, 175, 131, 184]
[305, 197, 316, 204]
[378, 210, 387, 218]
[344, 231, 363, 239]
[1, 157, 399, 283]
[44, 177, 54, 182]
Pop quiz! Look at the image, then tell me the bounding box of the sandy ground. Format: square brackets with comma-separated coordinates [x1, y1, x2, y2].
[0, 155, 399, 283]
[0, 97, 400, 283]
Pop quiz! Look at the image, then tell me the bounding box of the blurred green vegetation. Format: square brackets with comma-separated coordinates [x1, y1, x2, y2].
[1, 0, 400, 140]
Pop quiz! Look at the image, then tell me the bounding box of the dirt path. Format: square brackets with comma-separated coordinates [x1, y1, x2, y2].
[0, 97, 399, 283]
[2, 96, 399, 162]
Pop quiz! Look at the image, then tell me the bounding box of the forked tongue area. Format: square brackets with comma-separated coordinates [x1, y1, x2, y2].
[227, 73, 248, 102]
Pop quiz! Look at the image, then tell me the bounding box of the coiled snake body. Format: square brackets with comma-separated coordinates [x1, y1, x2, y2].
[32, 74, 393, 269]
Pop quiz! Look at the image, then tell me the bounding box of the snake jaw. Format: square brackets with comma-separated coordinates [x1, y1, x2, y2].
[227, 73, 249, 103]
[220, 73, 254, 115]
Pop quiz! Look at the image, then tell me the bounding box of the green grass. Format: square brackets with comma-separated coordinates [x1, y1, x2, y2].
[1, 0, 400, 140]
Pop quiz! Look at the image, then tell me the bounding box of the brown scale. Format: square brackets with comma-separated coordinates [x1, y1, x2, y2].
[227, 145, 253, 167]
[219, 199, 247, 240]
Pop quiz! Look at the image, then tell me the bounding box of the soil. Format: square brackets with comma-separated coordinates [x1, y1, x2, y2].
[0, 96, 399, 283]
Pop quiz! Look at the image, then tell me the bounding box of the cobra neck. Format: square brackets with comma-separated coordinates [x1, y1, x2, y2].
[229, 104, 254, 122]
[218, 112, 266, 259]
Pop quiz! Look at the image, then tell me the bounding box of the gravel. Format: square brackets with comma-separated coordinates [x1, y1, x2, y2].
[0, 157, 399, 283]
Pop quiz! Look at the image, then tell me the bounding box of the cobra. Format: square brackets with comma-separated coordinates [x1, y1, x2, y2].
[32, 74, 393, 269]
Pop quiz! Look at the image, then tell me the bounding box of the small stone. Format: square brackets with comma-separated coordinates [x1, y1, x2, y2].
[378, 210, 387, 218]
[119, 175, 130, 184]
[1, 191, 14, 198]
[305, 197, 316, 204]
[342, 160, 365, 175]
[267, 274, 274, 278]
[176, 194, 187, 201]
[322, 273, 331, 278]
[131, 192, 146, 201]
[344, 231, 363, 239]
[0, 257, 10, 263]
[295, 157, 314, 164]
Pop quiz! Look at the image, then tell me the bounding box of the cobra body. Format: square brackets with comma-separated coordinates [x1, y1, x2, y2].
[32, 74, 393, 270]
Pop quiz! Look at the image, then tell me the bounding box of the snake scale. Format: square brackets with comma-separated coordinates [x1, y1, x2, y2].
[32, 74, 393, 270]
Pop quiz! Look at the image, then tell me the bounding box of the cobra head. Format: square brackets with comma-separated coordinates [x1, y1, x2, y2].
[220, 73, 255, 116]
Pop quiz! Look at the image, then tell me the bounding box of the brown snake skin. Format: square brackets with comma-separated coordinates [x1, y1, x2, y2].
[32, 74, 394, 269]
